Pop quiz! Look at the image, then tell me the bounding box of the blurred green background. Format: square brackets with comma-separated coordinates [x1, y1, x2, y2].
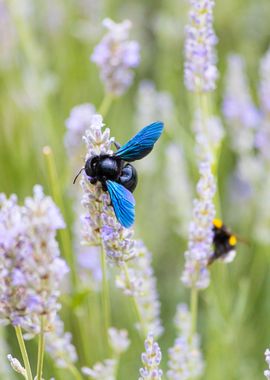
[1, 0, 270, 379]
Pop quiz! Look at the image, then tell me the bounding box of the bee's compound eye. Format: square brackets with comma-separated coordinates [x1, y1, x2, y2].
[85, 157, 96, 177]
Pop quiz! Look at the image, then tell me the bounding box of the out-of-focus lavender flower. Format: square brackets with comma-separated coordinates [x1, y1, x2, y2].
[82, 360, 116, 380]
[108, 327, 130, 355]
[7, 354, 26, 377]
[193, 111, 224, 163]
[184, 0, 218, 92]
[181, 161, 216, 289]
[165, 143, 192, 237]
[45, 315, 78, 368]
[116, 241, 163, 338]
[264, 349, 270, 380]
[91, 18, 140, 96]
[259, 49, 270, 115]
[81, 114, 135, 264]
[0, 186, 68, 335]
[0, 0, 17, 69]
[65, 103, 96, 157]
[223, 55, 260, 153]
[139, 333, 163, 380]
[135, 80, 174, 173]
[167, 304, 204, 380]
[82, 328, 129, 379]
[256, 49, 270, 160]
[77, 246, 102, 290]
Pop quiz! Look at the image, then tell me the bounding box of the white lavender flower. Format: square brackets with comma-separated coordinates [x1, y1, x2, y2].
[184, 0, 218, 92]
[264, 349, 270, 380]
[81, 114, 135, 264]
[116, 241, 163, 338]
[45, 315, 78, 368]
[181, 161, 216, 289]
[7, 354, 26, 377]
[65, 103, 96, 157]
[0, 186, 68, 335]
[108, 327, 130, 355]
[167, 304, 204, 380]
[91, 18, 140, 96]
[139, 333, 163, 380]
[82, 359, 116, 380]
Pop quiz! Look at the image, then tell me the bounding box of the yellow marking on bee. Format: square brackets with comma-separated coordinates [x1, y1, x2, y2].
[229, 235, 237, 246]
[213, 218, 223, 228]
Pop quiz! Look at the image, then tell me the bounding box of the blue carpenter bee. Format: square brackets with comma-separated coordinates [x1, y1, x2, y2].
[74, 121, 164, 228]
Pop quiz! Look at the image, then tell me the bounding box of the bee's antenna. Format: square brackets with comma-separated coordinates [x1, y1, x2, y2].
[73, 167, 84, 184]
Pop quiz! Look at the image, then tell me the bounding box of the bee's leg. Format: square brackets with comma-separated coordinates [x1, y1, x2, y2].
[114, 141, 121, 150]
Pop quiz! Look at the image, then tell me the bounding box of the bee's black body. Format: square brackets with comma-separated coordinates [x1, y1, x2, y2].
[85, 155, 138, 193]
[208, 219, 237, 265]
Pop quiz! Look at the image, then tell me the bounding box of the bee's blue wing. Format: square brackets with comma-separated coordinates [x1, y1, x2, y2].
[106, 180, 135, 228]
[114, 121, 164, 162]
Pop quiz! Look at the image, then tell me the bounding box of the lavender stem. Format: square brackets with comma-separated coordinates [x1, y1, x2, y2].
[14, 326, 33, 380]
[36, 316, 45, 380]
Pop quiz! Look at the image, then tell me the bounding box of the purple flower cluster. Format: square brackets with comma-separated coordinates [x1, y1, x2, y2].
[91, 18, 140, 96]
[81, 114, 135, 264]
[181, 162, 216, 289]
[167, 304, 204, 379]
[0, 186, 68, 335]
[184, 0, 218, 92]
[139, 333, 163, 380]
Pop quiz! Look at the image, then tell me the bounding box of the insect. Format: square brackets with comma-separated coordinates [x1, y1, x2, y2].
[74, 121, 164, 228]
[208, 218, 237, 265]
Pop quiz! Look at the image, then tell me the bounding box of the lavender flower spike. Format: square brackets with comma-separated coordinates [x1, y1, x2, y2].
[264, 349, 270, 379]
[0, 186, 68, 335]
[184, 0, 218, 92]
[181, 161, 216, 289]
[167, 304, 204, 380]
[91, 18, 140, 96]
[139, 333, 163, 380]
[81, 114, 135, 264]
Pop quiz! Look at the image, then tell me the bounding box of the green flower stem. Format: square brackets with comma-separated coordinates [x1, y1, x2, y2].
[36, 316, 45, 380]
[100, 239, 111, 353]
[122, 262, 146, 339]
[98, 94, 114, 117]
[190, 287, 198, 336]
[67, 364, 84, 380]
[43, 146, 77, 287]
[14, 326, 33, 380]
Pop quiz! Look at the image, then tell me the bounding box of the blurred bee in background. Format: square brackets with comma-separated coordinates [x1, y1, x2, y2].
[208, 218, 237, 265]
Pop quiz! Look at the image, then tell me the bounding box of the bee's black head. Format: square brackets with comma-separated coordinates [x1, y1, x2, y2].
[85, 156, 98, 177]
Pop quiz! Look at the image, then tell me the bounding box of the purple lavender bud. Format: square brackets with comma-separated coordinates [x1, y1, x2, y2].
[91, 18, 140, 96]
[184, 0, 218, 92]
